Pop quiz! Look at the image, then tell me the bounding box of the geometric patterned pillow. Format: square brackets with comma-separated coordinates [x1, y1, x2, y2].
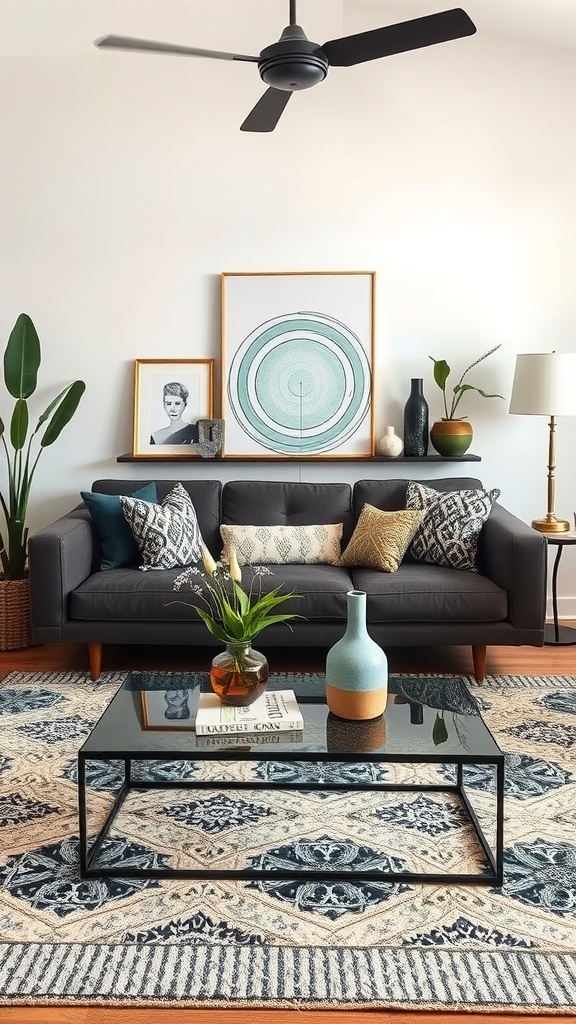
[406, 481, 501, 572]
[338, 505, 424, 573]
[120, 482, 203, 570]
[220, 523, 343, 566]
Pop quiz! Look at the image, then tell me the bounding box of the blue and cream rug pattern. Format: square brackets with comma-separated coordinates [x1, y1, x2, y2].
[0, 670, 575, 1011]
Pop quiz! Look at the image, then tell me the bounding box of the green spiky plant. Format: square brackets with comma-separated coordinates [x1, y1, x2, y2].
[429, 345, 504, 419]
[0, 313, 86, 579]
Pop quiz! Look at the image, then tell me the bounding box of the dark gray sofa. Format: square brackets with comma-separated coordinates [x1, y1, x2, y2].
[28, 476, 546, 681]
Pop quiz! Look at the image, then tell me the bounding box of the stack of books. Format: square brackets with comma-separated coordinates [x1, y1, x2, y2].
[195, 689, 304, 747]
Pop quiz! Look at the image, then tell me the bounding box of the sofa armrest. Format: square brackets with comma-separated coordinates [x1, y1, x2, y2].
[29, 507, 97, 636]
[478, 503, 546, 629]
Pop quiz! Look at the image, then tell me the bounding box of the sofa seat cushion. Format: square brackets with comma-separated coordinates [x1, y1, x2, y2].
[71, 567, 204, 622]
[70, 564, 354, 623]
[349, 563, 507, 623]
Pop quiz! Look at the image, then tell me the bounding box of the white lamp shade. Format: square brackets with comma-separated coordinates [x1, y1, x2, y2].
[509, 352, 576, 416]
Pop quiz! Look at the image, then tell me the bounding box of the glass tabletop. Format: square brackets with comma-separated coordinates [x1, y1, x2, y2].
[80, 671, 502, 761]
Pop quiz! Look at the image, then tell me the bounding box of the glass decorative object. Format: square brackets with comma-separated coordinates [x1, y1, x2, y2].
[210, 642, 269, 706]
[403, 378, 429, 457]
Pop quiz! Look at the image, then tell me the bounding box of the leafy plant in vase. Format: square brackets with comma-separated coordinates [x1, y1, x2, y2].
[0, 313, 85, 650]
[173, 545, 303, 706]
[428, 344, 504, 456]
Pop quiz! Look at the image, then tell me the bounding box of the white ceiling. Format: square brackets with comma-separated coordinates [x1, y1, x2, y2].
[1, 0, 576, 55]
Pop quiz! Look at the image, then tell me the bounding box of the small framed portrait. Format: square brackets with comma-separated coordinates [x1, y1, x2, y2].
[133, 359, 214, 458]
[140, 688, 196, 730]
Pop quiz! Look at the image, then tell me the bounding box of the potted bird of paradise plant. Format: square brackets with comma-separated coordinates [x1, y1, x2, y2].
[0, 313, 85, 649]
[173, 544, 303, 706]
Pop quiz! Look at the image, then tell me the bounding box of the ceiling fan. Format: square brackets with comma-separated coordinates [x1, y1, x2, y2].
[94, 1, 476, 133]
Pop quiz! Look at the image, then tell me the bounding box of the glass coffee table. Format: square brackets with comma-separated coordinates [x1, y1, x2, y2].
[78, 672, 504, 885]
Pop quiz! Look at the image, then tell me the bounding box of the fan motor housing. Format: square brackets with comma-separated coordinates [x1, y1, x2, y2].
[259, 24, 328, 91]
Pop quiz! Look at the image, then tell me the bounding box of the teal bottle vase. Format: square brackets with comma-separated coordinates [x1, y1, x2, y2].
[325, 590, 388, 720]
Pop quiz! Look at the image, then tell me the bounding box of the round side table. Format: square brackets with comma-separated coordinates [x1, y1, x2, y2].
[544, 532, 576, 646]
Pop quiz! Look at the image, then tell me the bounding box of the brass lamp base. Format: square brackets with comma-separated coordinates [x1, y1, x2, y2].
[532, 514, 570, 534]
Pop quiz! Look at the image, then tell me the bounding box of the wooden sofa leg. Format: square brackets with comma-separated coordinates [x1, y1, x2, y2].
[88, 643, 103, 681]
[472, 645, 486, 683]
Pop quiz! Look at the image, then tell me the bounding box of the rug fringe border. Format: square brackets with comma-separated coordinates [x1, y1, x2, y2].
[0, 944, 574, 1011]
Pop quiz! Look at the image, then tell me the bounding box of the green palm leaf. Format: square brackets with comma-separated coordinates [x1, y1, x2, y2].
[1, 314, 85, 579]
[4, 313, 40, 400]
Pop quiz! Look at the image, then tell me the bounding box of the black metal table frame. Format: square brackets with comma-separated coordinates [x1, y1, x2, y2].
[544, 535, 576, 646]
[78, 752, 504, 886]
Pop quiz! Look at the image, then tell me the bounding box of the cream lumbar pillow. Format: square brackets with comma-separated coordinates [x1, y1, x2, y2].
[339, 504, 424, 573]
[220, 523, 343, 566]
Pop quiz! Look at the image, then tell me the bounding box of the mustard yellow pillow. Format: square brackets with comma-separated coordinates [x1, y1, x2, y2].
[339, 504, 424, 573]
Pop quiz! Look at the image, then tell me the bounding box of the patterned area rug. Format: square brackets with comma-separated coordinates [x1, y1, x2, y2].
[0, 670, 575, 1012]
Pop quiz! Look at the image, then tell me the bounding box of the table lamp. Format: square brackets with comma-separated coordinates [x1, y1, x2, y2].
[509, 352, 576, 533]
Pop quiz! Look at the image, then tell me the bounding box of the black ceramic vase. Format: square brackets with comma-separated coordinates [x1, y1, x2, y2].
[403, 378, 429, 457]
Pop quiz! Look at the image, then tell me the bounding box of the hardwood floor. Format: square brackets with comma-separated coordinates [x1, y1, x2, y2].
[3, 634, 576, 677]
[2, 638, 575, 1024]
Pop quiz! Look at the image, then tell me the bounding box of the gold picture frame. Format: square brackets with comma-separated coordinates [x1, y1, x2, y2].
[221, 271, 375, 458]
[132, 358, 214, 458]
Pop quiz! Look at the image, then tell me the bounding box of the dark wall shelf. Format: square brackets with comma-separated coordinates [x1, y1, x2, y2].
[117, 453, 481, 464]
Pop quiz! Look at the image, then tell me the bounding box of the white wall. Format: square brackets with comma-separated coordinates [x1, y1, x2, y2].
[1, 1, 576, 616]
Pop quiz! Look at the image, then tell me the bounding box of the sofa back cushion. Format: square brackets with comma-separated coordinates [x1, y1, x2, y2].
[222, 481, 354, 545]
[352, 478, 485, 519]
[91, 479, 222, 557]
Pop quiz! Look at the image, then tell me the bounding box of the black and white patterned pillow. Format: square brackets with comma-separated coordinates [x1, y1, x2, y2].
[120, 483, 203, 570]
[406, 481, 500, 572]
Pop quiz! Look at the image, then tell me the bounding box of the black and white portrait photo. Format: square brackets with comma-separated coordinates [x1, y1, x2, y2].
[133, 359, 214, 457]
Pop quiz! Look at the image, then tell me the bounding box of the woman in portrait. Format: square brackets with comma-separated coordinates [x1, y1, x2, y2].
[151, 381, 199, 445]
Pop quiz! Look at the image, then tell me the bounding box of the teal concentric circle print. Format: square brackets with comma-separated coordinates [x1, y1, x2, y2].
[227, 312, 371, 454]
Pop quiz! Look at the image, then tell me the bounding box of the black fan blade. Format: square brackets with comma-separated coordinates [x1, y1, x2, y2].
[322, 8, 476, 67]
[240, 88, 292, 133]
[94, 35, 258, 62]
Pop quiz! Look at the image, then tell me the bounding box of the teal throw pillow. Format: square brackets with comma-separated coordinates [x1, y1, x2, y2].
[81, 483, 158, 570]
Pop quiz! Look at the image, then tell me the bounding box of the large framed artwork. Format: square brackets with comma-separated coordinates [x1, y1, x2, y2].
[221, 272, 375, 458]
[132, 359, 214, 458]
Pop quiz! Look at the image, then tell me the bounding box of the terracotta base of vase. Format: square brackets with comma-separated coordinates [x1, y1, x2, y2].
[325, 682, 388, 721]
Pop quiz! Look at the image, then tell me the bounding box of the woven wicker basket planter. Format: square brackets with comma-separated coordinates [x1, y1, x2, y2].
[0, 576, 33, 651]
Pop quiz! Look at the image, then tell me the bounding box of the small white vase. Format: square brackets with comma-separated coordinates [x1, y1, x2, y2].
[377, 425, 403, 458]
